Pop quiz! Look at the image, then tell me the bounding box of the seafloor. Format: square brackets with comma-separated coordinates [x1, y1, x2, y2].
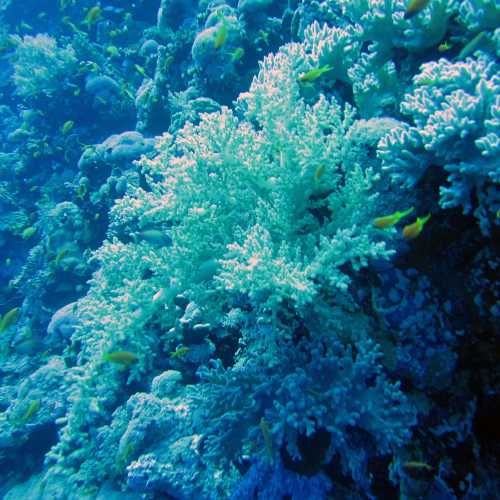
[0, 0, 498, 499]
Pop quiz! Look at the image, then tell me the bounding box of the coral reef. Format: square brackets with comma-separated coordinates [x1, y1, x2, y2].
[0, 0, 498, 498]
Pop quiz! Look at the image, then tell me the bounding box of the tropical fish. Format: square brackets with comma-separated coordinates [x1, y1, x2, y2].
[456, 31, 486, 61]
[106, 46, 120, 58]
[18, 22, 33, 32]
[83, 6, 102, 27]
[214, 18, 228, 49]
[76, 182, 87, 200]
[13, 336, 37, 355]
[103, 351, 138, 366]
[135, 229, 171, 247]
[0, 307, 19, 333]
[170, 346, 190, 358]
[62, 16, 83, 34]
[60, 120, 74, 135]
[121, 84, 135, 100]
[230, 47, 245, 63]
[404, 0, 431, 19]
[402, 460, 435, 479]
[95, 96, 108, 106]
[194, 258, 219, 283]
[298, 65, 333, 83]
[134, 64, 147, 77]
[152, 288, 166, 303]
[402, 461, 434, 473]
[314, 164, 326, 182]
[438, 41, 452, 52]
[373, 207, 414, 229]
[402, 213, 431, 240]
[20, 399, 40, 423]
[258, 30, 270, 45]
[21, 226, 37, 239]
[53, 248, 69, 267]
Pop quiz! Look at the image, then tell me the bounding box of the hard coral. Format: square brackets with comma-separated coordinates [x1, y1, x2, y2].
[378, 53, 499, 235]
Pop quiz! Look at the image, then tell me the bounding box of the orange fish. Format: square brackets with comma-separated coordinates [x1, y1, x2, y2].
[402, 214, 431, 240]
[373, 207, 414, 229]
[404, 0, 431, 19]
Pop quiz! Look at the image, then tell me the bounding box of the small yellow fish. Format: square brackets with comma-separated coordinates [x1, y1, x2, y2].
[298, 65, 333, 83]
[83, 6, 102, 27]
[258, 30, 270, 45]
[103, 351, 138, 366]
[402, 460, 435, 479]
[456, 31, 486, 61]
[20, 399, 41, 423]
[170, 346, 190, 358]
[54, 248, 69, 266]
[402, 461, 434, 473]
[60, 120, 74, 135]
[95, 95, 108, 106]
[0, 307, 19, 333]
[373, 207, 414, 229]
[314, 164, 326, 182]
[106, 45, 120, 58]
[76, 182, 88, 200]
[134, 64, 147, 77]
[230, 47, 245, 62]
[402, 213, 431, 240]
[404, 0, 431, 19]
[62, 17, 82, 34]
[18, 22, 33, 32]
[438, 41, 452, 52]
[21, 226, 37, 239]
[214, 18, 228, 49]
[119, 83, 134, 100]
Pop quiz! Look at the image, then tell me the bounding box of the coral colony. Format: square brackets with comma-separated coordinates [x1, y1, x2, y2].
[0, 0, 498, 499]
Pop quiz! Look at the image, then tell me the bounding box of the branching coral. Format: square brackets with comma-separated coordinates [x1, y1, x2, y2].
[378, 53, 500, 234]
[114, 29, 394, 312]
[457, 0, 500, 33]
[12, 34, 77, 100]
[192, 317, 415, 496]
[43, 22, 400, 492]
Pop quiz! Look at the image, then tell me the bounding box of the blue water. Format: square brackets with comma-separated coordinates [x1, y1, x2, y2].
[0, 1, 498, 498]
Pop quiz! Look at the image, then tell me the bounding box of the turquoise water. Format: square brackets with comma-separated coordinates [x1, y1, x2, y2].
[0, 1, 498, 498]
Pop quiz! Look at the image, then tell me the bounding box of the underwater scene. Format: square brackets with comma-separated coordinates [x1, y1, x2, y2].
[0, 0, 499, 498]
